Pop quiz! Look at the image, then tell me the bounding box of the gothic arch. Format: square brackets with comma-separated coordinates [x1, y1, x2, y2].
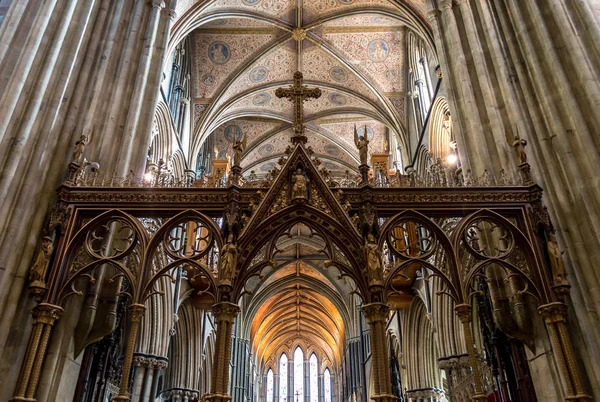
[404, 297, 442, 392]
[428, 97, 453, 162]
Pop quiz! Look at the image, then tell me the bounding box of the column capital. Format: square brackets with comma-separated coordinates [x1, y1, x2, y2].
[212, 302, 240, 324]
[438, 0, 453, 11]
[361, 302, 390, 324]
[33, 303, 64, 325]
[538, 302, 568, 323]
[454, 303, 472, 323]
[129, 303, 146, 322]
[426, 9, 440, 23]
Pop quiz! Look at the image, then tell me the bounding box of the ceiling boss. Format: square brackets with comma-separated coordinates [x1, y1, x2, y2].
[275, 71, 322, 145]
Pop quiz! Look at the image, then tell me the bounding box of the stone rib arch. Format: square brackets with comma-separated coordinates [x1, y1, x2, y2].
[403, 297, 442, 391]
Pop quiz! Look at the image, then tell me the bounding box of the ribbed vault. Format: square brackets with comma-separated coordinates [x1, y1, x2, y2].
[250, 274, 345, 366]
[165, 0, 437, 177]
[242, 223, 353, 370]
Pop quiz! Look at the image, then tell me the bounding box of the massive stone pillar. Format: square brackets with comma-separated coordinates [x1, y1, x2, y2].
[426, 1, 600, 398]
[0, 2, 175, 399]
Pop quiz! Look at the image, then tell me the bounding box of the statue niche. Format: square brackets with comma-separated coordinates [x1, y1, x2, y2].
[29, 236, 54, 287]
[290, 167, 310, 202]
[218, 234, 238, 287]
[364, 233, 383, 286]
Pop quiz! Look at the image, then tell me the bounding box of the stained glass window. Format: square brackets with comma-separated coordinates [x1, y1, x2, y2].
[309, 354, 318, 402]
[294, 347, 304, 401]
[280, 354, 288, 402]
[324, 369, 331, 402]
[267, 369, 274, 402]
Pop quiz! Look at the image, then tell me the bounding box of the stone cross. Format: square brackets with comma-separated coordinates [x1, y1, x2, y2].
[275, 71, 322, 144]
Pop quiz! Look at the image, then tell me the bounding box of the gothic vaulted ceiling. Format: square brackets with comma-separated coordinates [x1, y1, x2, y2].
[241, 223, 355, 367]
[171, 0, 433, 175]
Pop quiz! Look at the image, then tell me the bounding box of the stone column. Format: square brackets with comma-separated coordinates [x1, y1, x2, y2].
[304, 358, 310, 402]
[437, 354, 470, 402]
[131, 356, 147, 402]
[130, 355, 168, 402]
[148, 359, 168, 401]
[206, 302, 240, 402]
[538, 302, 592, 401]
[454, 305, 486, 402]
[10, 303, 63, 401]
[318, 373, 324, 402]
[361, 303, 395, 402]
[426, 2, 485, 175]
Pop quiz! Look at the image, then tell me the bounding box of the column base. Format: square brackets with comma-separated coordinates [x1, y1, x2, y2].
[370, 393, 396, 402]
[204, 393, 233, 402]
[472, 393, 488, 401]
[111, 396, 131, 401]
[9, 398, 37, 402]
[565, 394, 593, 401]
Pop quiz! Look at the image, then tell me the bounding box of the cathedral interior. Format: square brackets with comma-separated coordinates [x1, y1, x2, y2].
[0, 0, 600, 401]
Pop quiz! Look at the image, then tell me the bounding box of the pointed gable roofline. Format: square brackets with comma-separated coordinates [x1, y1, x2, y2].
[234, 144, 367, 301]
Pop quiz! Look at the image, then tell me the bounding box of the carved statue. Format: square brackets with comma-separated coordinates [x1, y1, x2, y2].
[291, 169, 309, 199]
[29, 236, 53, 285]
[354, 125, 370, 166]
[547, 234, 569, 287]
[364, 234, 383, 285]
[219, 234, 238, 286]
[232, 135, 247, 167]
[512, 133, 528, 164]
[71, 134, 88, 165]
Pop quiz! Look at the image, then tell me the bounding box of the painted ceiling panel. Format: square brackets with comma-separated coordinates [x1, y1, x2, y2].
[322, 29, 406, 93]
[192, 30, 279, 98]
[302, 46, 381, 104]
[180, 0, 431, 181]
[211, 44, 298, 113]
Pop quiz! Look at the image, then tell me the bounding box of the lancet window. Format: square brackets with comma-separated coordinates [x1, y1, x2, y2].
[267, 369, 274, 402]
[324, 369, 332, 402]
[279, 354, 288, 402]
[309, 353, 318, 402]
[294, 347, 304, 401]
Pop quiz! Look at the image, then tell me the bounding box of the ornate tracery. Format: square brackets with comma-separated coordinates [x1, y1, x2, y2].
[12, 105, 590, 402]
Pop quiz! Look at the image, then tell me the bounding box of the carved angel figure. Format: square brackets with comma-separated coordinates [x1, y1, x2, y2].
[72, 134, 88, 165]
[354, 125, 370, 166]
[29, 236, 53, 285]
[219, 234, 238, 285]
[364, 234, 383, 285]
[232, 135, 247, 167]
[291, 169, 309, 199]
[512, 134, 528, 164]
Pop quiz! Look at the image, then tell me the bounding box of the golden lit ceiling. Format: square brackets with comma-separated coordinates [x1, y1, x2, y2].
[250, 267, 345, 366]
[241, 223, 354, 367]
